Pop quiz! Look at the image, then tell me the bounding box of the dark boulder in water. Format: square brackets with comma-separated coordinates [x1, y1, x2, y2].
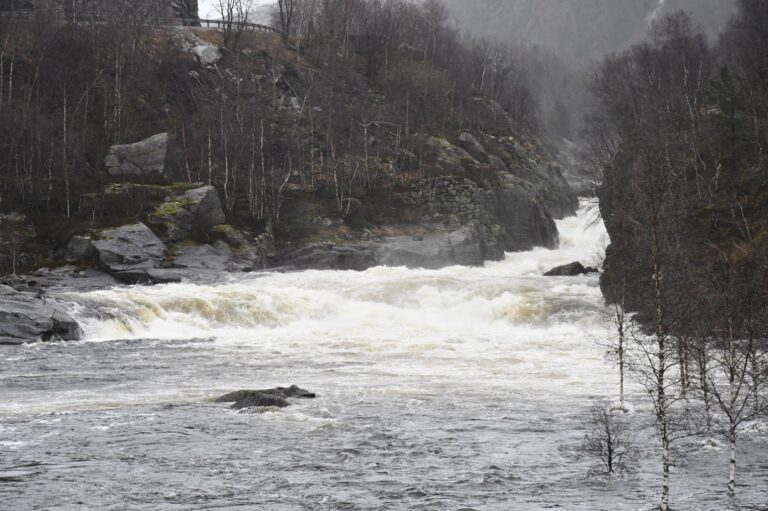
[216, 385, 316, 410]
[0, 285, 82, 344]
[543, 261, 599, 276]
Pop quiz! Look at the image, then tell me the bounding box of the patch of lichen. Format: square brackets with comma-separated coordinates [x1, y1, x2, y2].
[151, 199, 194, 218]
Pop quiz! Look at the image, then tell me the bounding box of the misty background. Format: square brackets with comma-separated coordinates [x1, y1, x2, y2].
[199, 0, 736, 142]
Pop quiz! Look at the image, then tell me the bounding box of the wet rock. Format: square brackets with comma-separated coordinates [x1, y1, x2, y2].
[376, 226, 491, 269]
[105, 133, 173, 183]
[0, 285, 82, 343]
[544, 261, 597, 276]
[216, 385, 316, 410]
[279, 243, 378, 271]
[172, 242, 233, 272]
[2, 266, 119, 293]
[492, 171, 559, 251]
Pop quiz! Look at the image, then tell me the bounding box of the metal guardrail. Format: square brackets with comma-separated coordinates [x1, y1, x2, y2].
[0, 11, 283, 36]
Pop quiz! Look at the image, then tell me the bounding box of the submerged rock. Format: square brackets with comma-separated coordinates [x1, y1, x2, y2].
[216, 385, 316, 410]
[544, 261, 599, 276]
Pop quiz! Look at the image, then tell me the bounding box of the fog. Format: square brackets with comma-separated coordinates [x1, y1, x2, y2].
[442, 0, 735, 63]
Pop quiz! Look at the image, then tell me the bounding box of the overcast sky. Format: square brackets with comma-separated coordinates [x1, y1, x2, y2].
[199, 0, 274, 19]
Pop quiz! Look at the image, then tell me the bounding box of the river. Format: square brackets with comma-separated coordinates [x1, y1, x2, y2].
[1, 200, 766, 510]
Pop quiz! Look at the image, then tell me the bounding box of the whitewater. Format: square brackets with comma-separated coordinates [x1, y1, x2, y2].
[1, 200, 766, 510]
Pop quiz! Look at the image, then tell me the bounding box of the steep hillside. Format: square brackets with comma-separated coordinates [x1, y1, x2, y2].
[0, 6, 575, 280]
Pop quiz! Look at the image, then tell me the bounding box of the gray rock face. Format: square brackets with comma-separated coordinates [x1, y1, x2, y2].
[66, 223, 168, 283]
[147, 185, 225, 242]
[172, 243, 234, 272]
[279, 243, 378, 271]
[0, 285, 82, 344]
[279, 224, 504, 271]
[216, 385, 316, 410]
[192, 44, 222, 66]
[376, 226, 493, 269]
[105, 133, 172, 183]
[91, 223, 167, 269]
[172, 29, 222, 66]
[492, 171, 559, 251]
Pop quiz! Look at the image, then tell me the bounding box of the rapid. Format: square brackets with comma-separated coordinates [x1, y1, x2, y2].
[1, 200, 766, 510]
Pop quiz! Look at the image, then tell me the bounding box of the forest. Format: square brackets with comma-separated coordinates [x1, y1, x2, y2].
[0, 0, 548, 272]
[589, 1, 768, 508]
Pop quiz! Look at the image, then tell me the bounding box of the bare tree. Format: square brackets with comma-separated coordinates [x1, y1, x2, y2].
[581, 401, 634, 474]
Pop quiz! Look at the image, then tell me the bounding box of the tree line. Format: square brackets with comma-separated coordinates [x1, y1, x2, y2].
[0, 0, 542, 258]
[588, 1, 768, 508]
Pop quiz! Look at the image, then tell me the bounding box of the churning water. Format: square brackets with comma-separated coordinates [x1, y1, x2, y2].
[1, 201, 766, 510]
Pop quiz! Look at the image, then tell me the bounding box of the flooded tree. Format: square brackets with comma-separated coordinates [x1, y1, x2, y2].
[581, 401, 634, 474]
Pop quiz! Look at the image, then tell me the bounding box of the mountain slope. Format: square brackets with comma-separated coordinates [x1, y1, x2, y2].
[443, 0, 736, 62]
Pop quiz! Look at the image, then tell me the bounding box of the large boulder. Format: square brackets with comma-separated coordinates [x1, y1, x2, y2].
[172, 29, 222, 66]
[491, 171, 559, 251]
[279, 243, 378, 271]
[544, 261, 599, 276]
[91, 223, 166, 269]
[67, 223, 168, 283]
[147, 185, 225, 242]
[105, 133, 172, 183]
[0, 285, 82, 344]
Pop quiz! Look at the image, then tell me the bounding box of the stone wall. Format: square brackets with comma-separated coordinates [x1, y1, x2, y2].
[396, 176, 494, 225]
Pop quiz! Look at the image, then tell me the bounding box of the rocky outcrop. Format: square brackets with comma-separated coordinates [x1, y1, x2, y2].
[397, 171, 559, 254]
[67, 223, 169, 284]
[492, 171, 559, 251]
[279, 223, 503, 271]
[544, 261, 599, 276]
[377, 225, 501, 268]
[0, 285, 82, 344]
[172, 29, 222, 66]
[105, 133, 173, 183]
[216, 385, 316, 410]
[279, 243, 377, 271]
[147, 185, 225, 242]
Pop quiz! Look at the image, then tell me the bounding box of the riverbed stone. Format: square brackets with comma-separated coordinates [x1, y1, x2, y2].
[216, 385, 316, 410]
[543, 261, 596, 276]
